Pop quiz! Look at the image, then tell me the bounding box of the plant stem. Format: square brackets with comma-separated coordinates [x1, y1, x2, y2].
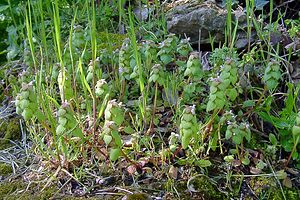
[119, 80, 126, 101]
[147, 82, 158, 135]
[285, 136, 299, 167]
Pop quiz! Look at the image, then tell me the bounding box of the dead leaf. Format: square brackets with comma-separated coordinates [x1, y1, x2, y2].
[168, 165, 178, 179]
[127, 165, 137, 175]
[232, 159, 241, 167]
[250, 167, 262, 175]
[282, 177, 293, 188]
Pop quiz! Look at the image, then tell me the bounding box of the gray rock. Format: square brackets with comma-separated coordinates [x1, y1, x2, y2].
[166, 0, 254, 48]
[166, 0, 227, 44]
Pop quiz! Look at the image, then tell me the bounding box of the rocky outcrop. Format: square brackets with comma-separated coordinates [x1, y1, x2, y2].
[166, 0, 227, 44]
[166, 0, 252, 48]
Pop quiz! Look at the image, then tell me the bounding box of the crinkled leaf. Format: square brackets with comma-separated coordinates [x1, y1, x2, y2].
[292, 125, 300, 138]
[124, 126, 134, 134]
[242, 157, 250, 165]
[111, 130, 122, 147]
[255, 0, 269, 10]
[160, 54, 173, 64]
[103, 134, 113, 145]
[266, 79, 278, 90]
[206, 101, 216, 112]
[113, 113, 124, 126]
[232, 134, 242, 145]
[225, 129, 232, 140]
[226, 88, 238, 101]
[181, 134, 191, 149]
[195, 159, 212, 168]
[269, 133, 277, 146]
[110, 148, 121, 161]
[243, 100, 255, 108]
[224, 155, 234, 163]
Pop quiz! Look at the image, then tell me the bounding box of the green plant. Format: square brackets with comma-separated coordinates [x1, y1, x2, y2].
[3, 0, 300, 197]
[288, 111, 300, 166]
[15, 82, 36, 121]
[148, 63, 165, 133]
[176, 38, 192, 57]
[263, 59, 282, 91]
[184, 52, 202, 81]
[180, 105, 199, 149]
[157, 33, 178, 65]
[207, 57, 241, 112]
[95, 79, 108, 98]
[102, 100, 124, 161]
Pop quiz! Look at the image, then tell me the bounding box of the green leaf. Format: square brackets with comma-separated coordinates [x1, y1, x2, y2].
[0, 5, 9, 12]
[206, 101, 216, 112]
[110, 148, 121, 161]
[104, 110, 111, 120]
[184, 68, 192, 76]
[256, 160, 267, 170]
[124, 126, 134, 134]
[58, 108, 66, 117]
[243, 100, 255, 108]
[195, 159, 212, 168]
[181, 134, 191, 149]
[182, 128, 193, 137]
[270, 71, 281, 80]
[232, 134, 242, 145]
[220, 72, 230, 79]
[149, 74, 159, 83]
[56, 124, 66, 135]
[224, 155, 234, 162]
[160, 54, 173, 64]
[209, 86, 217, 94]
[176, 159, 187, 165]
[180, 121, 193, 130]
[267, 79, 278, 90]
[269, 133, 277, 146]
[225, 129, 232, 140]
[242, 157, 250, 165]
[226, 88, 238, 101]
[111, 130, 122, 147]
[103, 134, 112, 145]
[292, 125, 300, 138]
[16, 107, 22, 115]
[113, 114, 124, 126]
[182, 113, 193, 122]
[72, 128, 85, 139]
[22, 108, 33, 121]
[20, 99, 29, 110]
[245, 129, 251, 142]
[58, 117, 67, 126]
[255, 0, 269, 10]
[214, 98, 226, 109]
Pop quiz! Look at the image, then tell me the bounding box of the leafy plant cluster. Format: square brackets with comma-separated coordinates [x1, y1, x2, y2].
[1, 0, 300, 198]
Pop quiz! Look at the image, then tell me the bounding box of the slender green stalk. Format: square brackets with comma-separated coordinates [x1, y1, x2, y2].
[88, 0, 98, 137]
[25, 0, 36, 69]
[128, 8, 148, 130]
[38, 0, 48, 60]
[286, 136, 299, 167]
[226, 0, 232, 46]
[148, 82, 158, 134]
[68, 8, 80, 113]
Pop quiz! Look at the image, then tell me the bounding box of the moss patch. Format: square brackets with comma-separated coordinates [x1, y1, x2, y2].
[0, 180, 26, 200]
[0, 179, 105, 200]
[0, 163, 13, 176]
[126, 193, 150, 200]
[0, 118, 21, 149]
[187, 175, 223, 199]
[97, 32, 127, 51]
[248, 177, 300, 199]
